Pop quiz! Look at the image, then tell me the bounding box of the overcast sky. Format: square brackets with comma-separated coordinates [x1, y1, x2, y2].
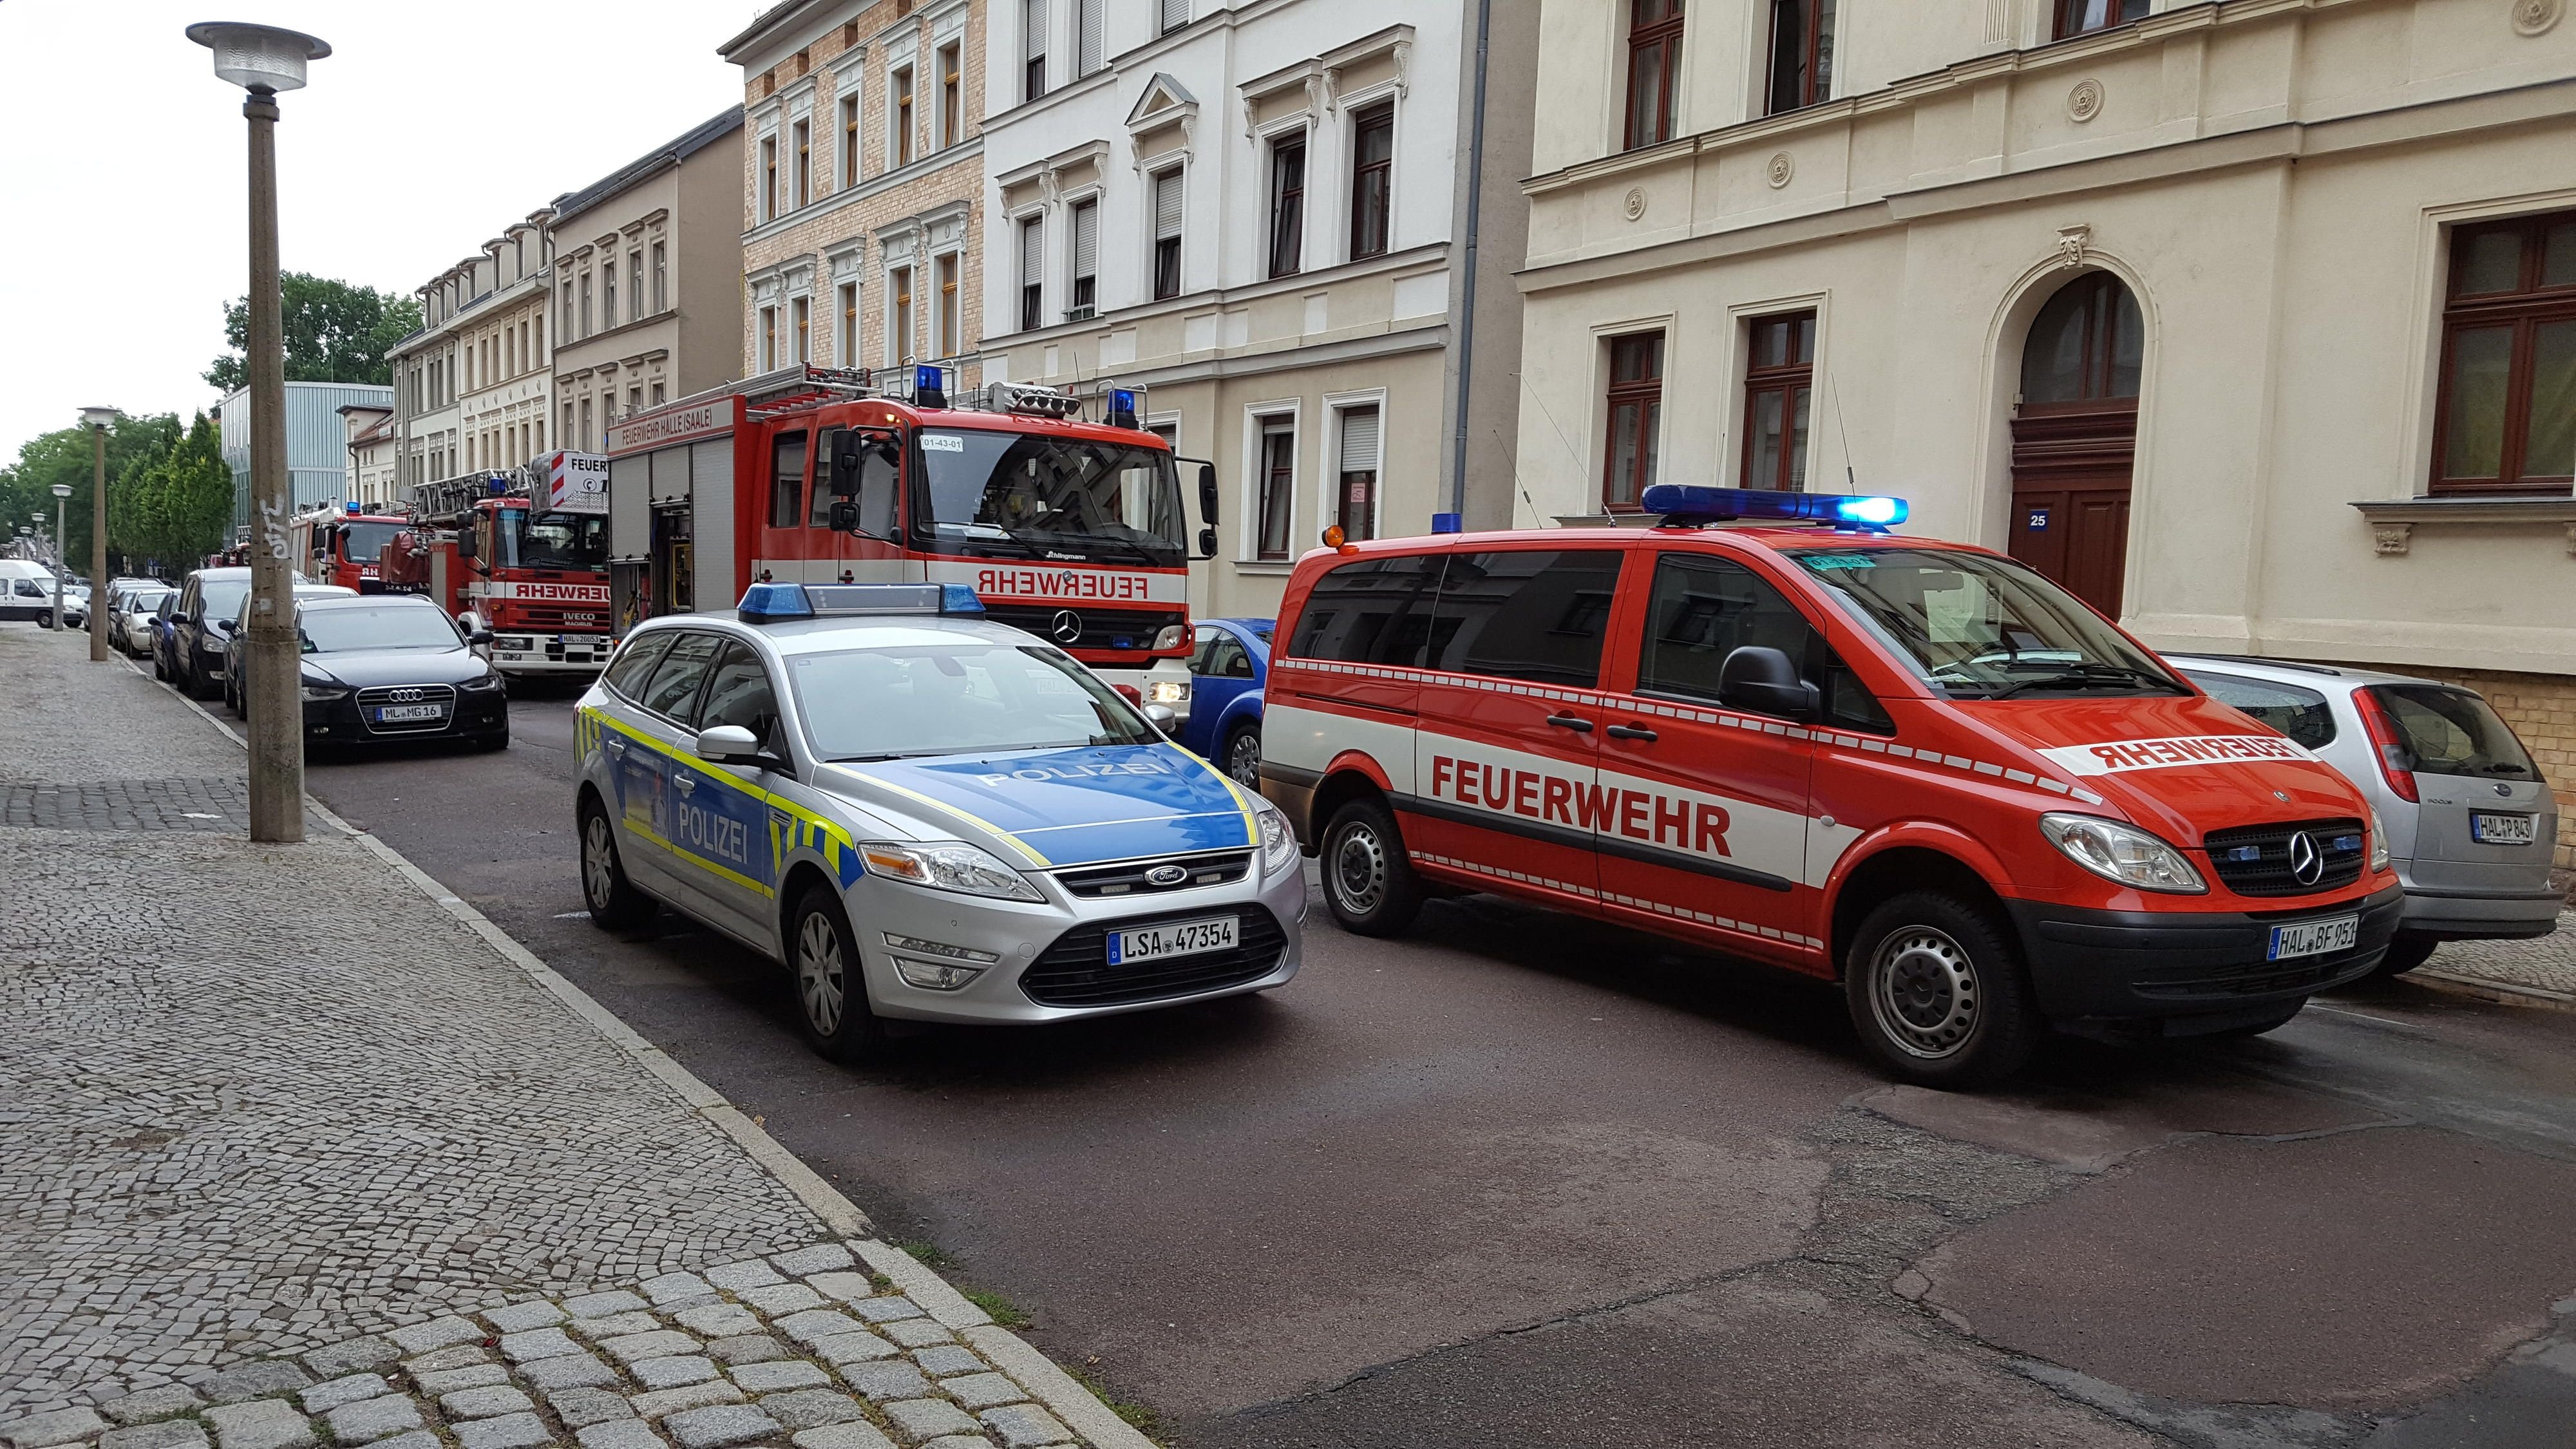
[0, 0, 766, 457]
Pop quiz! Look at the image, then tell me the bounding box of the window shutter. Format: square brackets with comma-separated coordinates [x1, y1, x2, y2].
[1072, 201, 1098, 278]
[1024, 0, 1045, 59]
[1161, 0, 1188, 33]
[1155, 171, 1184, 240]
[1078, 0, 1103, 74]
[1340, 406, 1380, 473]
[1020, 218, 1044, 287]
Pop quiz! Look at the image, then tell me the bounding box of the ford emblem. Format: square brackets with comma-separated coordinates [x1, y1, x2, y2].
[1145, 864, 1189, 887]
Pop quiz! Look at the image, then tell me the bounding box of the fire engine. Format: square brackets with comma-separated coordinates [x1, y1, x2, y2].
[379, 453, 614, 676]
[600, 363, 1215, 705]
[291, 504, 412, 592]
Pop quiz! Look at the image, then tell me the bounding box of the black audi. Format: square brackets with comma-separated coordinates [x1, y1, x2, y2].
[290, 594, 509, 751]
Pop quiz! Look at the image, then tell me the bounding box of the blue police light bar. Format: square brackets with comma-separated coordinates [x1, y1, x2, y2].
[343, 500, 362, 514]
[1640, 484, 1909, 529]
[914, 365, 949, 410]
[1106, 387, 1140, 429]
[739, 582, 987, 624]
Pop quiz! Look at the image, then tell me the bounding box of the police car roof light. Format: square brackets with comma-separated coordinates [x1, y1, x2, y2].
[739, 582, 988, 624]
[1640, 484, 1909, 530]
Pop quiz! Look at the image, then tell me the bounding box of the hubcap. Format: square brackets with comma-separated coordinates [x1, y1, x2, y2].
[1870, 925, 1980, 1059]
[1331, 822, 1387, 915]
[582, 816, 615, 908]
[797, 912, 845, 1035]
[1228, 733, 1261, 788]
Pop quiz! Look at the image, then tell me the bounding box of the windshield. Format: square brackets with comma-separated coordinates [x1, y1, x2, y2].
[299, 605, 462, 654]
[200, 578, 251, 623]
[497, 510, 609, 571]
[790, 641, 1161, 761]
[131, 589, 174, 612]
[337, 522, 403, 563]
[1789, 547, 2184, 699]
[914, 429, 1186, 567]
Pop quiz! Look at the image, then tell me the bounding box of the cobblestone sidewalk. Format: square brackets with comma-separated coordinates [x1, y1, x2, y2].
[2417, 915, 2576, 1001]
[0, 625, 1146, 1449]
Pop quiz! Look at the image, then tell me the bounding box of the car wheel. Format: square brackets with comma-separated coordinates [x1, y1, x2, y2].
[185, 656, 216, 701]
[151, 647, 167, 681]
[790, 884, 883, 1065]
[1320, 795, 1425, 938]
[1224, 723, 1263, 790]
[578, 800, 657, 930]
[1844, 890, 2045, 1088]
[2369, 932, 2439, 980]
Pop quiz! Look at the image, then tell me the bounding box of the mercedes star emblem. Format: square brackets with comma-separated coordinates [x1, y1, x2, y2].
[1050, 609, 1083, 644]
[1145, 864, 1189, 887]
[2286, 831, 2324, 886]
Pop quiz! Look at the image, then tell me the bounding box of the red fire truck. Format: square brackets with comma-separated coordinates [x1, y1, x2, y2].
[292, 504, 413, 592]
[601, 364, 1214, 704]
[382, 459, 614, 676]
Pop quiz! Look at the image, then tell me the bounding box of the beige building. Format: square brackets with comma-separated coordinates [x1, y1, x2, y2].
[720, 0, 989, 386]
[390, 218, 556, 489]
[338, 402, 398, 509]
[1516, 0, 2576, 866]
[548, 109, 747, 452]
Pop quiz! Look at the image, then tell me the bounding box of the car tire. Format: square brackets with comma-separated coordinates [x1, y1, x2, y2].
[151, 647, 167, 681]
[1223, 723, 1263, 790]
[1320, 795, 1425, 938]
[185, 655, 216, 701]
[579, 800, 657, 931]
[789, 884, 884, 1065]
[1844, 889, 2046, 1088]
[2369, 932, 2439, 980]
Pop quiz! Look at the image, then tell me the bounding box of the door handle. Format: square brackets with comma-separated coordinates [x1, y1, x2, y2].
[672, 775, 697, 794]
[1605, 724, 1658, 742]
[603, 736, 625, 755]
[1545, 714, 1594, 733]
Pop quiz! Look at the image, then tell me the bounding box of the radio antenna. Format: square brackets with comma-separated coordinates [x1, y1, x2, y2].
[1828, 370, 1859, 494]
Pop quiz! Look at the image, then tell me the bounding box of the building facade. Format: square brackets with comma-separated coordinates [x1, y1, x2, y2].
[214, 381, 396, 527]
[720, 0, 989, 388]
[1517, 0, 2576, 867]
[389, 217, 556, 493]
[548, 109, 747, 453]
[974, 0, 1537, 621]
[339, 402, 398, 509]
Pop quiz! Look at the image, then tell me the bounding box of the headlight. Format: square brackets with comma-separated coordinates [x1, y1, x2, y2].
[299, 683, 348, 702]
[857, 840, 1044, 901]
[1256, 800, 1298, 877]
[1152, 624, 1186, 651]
[459, 670, 504, 692]
[2038, 813, 2206, 894]
[1144, 678, 1190, 705]
[2367, 805, 2391, 871]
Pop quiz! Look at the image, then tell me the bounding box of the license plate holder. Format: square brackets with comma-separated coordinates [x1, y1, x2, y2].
[2267, 913, 2359, 961]
[2472, 812, 2536, 846]
[373, 703, 446, 723]
[1107, 914, 1238, 966]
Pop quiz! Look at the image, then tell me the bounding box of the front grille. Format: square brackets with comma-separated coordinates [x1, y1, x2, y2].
[983, 604, 1172, 652]
[516, 605, 609, 631]
[2133, 951, 2368, 1000]
[1056, 850, 1253, 900]
[355, 683, 457, 734]
[2202, 818, 2365, 897]
[1021, 904, 1287, 1007]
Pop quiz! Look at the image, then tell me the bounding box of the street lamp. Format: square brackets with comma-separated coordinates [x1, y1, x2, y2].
[189, 19, 328, 845]
[80, 406, 119, 662]
[47, 485, 71, 630]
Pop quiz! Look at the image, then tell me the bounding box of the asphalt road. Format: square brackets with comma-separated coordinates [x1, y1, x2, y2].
[298, 685, 2576, 1449]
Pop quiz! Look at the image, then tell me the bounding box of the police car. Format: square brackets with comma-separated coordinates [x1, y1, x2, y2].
[574, 582, 1304, 1060]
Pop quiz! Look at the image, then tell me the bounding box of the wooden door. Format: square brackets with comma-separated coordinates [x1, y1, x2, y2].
[2009, 272, 2144, 618]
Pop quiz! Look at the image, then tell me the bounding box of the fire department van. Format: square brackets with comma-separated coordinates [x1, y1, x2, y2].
[1260, 484, 2405, 1085]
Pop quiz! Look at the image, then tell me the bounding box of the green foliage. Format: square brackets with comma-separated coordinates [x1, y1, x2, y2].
[86, 414, 232, 575]
[205, 274, 422, 392]
[895, 1239, 958, 1269]
[960, 1289, 1028, 1330]
[0, 414, 182, 575]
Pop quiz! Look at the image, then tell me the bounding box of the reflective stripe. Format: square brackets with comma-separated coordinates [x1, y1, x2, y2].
[581, 705, 861, 887]
[862, 774, 1056, 867]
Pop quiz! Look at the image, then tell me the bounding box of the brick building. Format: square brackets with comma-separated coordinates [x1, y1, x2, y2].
[719, 0, 989, 389]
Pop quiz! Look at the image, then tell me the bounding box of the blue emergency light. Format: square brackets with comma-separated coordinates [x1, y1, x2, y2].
[1640, 484, 1909, 530]
[914, 365, 949, 410]
[344, 500, 363, 515]
[1106, 388, 1140, 430]
[737, 582, 986, 624]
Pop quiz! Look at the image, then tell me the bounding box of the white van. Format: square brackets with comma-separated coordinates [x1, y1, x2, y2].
[0, 560, 68, 625]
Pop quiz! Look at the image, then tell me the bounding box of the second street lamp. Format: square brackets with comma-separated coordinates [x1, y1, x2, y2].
[47, 485, 71, 630]
[80, 406, 118, 663]
[188, 19, 329, 844]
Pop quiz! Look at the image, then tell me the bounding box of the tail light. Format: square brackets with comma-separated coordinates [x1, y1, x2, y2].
[1112, 683, 1142, 705]
[2353, 687, 2418, 804]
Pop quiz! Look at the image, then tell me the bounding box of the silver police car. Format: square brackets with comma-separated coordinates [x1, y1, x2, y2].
[574, 583, 1305, 1061]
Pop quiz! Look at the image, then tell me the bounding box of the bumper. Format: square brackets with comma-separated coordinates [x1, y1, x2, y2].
[2009, 882, 2405, 1023]
[302, 690, 509, 744]
[490, 635, 609, 676]
[2399, 884, 2564, 940]
[848, 851, 1307, 1025]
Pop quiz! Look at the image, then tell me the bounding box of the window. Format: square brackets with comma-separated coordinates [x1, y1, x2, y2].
[893, 67, 915, 167]
[2432, 209, 2576, 494]
[563, 401, 574, 450]
[1602, 332, 1664, 511]
[2056, 0, 2149, 38]
[1284, 554, 1441, 664]
[627, 250, 644, 322]
[793, 295, 811, 363]
[580, 397, 594, 451]
[1741, 312, 1815, 491]
[790, 119, 810, 209]
[761, 306, 779, 372]
[2181, 670, 2337, 750]
[1268, 134, 1307, 278]
[1255, 415, 1296, 560]
[936, 254, 960, 357]
[1077, 0, 1103, 77]
[651, 383, 665, 408]
[1023, 0, 1048, 101]
[770, 430, 809, 528]
[2021, 272, 2142, 406]
[1160, 0, 1189, 35]
[1336, 405, 1381, 542]
[1019, 216, 1045, 332]
[1640, 553, 1888, 730]
[628, 386, 643, 419]
[638, 632, 723, 719]
[889, 265, 914, 364]
[940, 42, 963, 146]
[697, 642, 782, 741]
[603, 260, 618, 331]
[838, 91, 861, 186]
[1766, 0, 1833, 115]
[838, 280, 860, 363]
[1349, 103, 1394, 260]
[760, 134, 779, 221]
[652, 242, 667, 313]
[1428, 550, 1625, 688]
[1624, 0, 1684, 151]
[2366, 684, 2540, 781]
[1069, 200, 1097, 317]
[1151, 169, 1184, 299]
[602, 629, 677, 700]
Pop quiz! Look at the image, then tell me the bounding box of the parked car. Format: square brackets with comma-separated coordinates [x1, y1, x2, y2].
[223, 583, 358, 715]
[0, 560, 64, 624]
[113, 585, 175, 656]
[288, 594, 508, 751]
[164, 567, 253, 699]
[148, 592, 182, 677]
[1178, 618, 1273, 788]
[2169, 656, 2561, 976]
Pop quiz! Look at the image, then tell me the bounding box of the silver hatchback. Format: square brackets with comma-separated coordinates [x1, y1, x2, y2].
[2170, 655, 2561, 976]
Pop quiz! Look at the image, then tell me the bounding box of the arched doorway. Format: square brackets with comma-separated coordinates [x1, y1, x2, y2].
[2009, 271, 2142, 616]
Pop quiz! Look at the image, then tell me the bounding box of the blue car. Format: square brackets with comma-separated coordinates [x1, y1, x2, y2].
[1179, 617, 1272, 788]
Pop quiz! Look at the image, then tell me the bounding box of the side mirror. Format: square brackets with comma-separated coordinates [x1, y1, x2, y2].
[1195, 461, 1219, 526]
[454, 529, 478, 561]
[829, 500, 860, 532]
[695, 724, 762, 762]
[828, 431, 865, 498]
[468, 628, 495, 646]
[1196, 527, 1218, 560]
[1718, 645, 1821, 721]
[1142, 703, 1179, 734]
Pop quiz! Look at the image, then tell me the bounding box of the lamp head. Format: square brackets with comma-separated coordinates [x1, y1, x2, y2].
[185, 21, 330, 95]
[50, 485, 73, 499]
[80, 406, 119, 431]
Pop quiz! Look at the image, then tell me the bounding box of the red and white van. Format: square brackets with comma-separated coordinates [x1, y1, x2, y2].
[1260, 486, 2404, 1084]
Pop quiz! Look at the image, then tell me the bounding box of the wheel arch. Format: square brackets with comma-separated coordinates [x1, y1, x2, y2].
[1302, 753, 1395, 847]
[1824, 826, 2017, 981]
[775, 860, 842, 956]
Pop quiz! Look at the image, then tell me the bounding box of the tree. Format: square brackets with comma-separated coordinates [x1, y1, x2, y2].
[204, 274, 422, 392]
[0, 413, 181, 576]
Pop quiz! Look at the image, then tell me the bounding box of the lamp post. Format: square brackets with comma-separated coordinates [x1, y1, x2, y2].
[80, 406, 119, 661]
[48, 486, 71, 629]
[189, 19, 329, 844]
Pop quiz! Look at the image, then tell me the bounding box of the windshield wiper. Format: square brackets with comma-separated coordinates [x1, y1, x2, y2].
[1982, 663, 2179, 699]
